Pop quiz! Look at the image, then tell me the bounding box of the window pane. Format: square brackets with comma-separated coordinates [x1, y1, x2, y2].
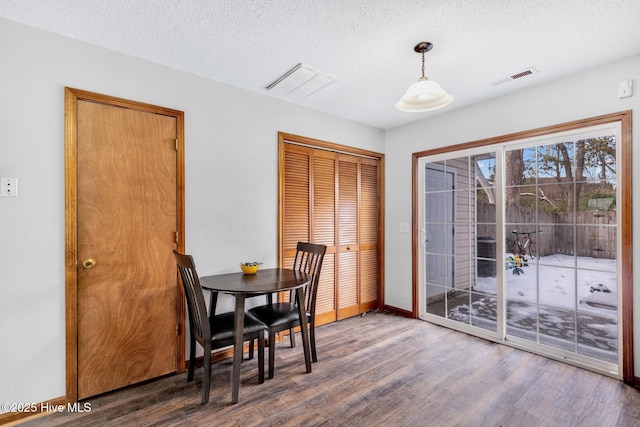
[539, 267, 576, 310]
[448, 289, 470, 325]
[425, 254, 454, 287]
[577, 311, 617, 363]
[424, 162, 446, 192]
[447, 157, 470, 190]
[507, 301, 538, 340]
[474, 154, 496, 188]
[577, 269, 617, 309]
[538, 306, 575, 352]
[537, 183, 575, 220]
[426, 284, 446, 318]
[579, 180, 617, 220]
[539, 225, 573, 259]
[581, 136, 616, 182]
[537, 142, 574, 179]
[470, 293, 497, 332]
[576, 225, 617, 262]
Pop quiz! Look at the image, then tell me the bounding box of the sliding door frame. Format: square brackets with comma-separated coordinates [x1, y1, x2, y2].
[412, 111, 633, 383]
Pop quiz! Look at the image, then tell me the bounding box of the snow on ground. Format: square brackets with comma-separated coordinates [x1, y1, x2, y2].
[446, 254, 618, 364]
[475, 253, 617, 313]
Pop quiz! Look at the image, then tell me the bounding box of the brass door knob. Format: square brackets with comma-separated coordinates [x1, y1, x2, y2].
[82, 258, 97, 269]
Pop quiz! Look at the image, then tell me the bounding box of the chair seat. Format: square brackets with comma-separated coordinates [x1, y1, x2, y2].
[210, 311, 266, 341]
[249, 303, 313, 328]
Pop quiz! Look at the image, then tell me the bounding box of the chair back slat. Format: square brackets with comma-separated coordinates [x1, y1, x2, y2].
[292, 242, 327, 313]
[174, 251, 211, 342]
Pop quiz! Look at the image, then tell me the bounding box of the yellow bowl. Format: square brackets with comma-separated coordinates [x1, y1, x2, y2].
[240, 263, 259, 274]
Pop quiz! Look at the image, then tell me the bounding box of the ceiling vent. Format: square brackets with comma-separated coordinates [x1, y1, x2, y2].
[491, 67, 538, 86]
[266, 64, 337, 99]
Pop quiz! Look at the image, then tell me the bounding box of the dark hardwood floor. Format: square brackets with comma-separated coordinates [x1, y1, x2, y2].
[14, 312, 640, 426]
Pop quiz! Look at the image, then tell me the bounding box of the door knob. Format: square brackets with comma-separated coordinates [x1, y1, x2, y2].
[82, 258, 97, 269]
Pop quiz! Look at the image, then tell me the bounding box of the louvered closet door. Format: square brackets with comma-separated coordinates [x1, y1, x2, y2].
[281, 139, 380, 324]
[282, 144, 337, 323]
[337, 155, 359, 319]
[311, 150, 337, 324]
[282, 143, 310, 291]
[359, 158, 379, 313]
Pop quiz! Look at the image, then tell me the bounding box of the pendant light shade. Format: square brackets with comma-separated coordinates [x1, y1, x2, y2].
[395, 42, 453, 112]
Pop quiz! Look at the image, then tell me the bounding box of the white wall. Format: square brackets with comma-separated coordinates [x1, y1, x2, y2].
[0, 19, 384, 408]
[384, 54, 640, 374]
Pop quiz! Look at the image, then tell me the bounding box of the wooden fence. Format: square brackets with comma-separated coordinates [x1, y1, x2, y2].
[477, 203, 616, 259]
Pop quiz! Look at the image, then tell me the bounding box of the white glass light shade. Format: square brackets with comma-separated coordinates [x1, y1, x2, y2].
[395, 77, 453, 112]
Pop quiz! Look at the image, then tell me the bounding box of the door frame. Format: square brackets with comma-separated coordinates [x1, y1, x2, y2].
[411, 110, 633, 383]
[64, 88, 186, 402]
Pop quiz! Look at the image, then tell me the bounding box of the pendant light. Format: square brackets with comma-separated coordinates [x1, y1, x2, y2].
[395, 41, 453, 112]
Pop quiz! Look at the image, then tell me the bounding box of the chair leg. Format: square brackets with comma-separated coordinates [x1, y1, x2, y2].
[248, 338, 254, 360]
[202, 343, 211, 405]
[187, 336, 196, 382]
[258, 331, 265, 383]
[289, 328, 296, 348]
[310, 322, 317, 363]
[268, 330, 276, 379]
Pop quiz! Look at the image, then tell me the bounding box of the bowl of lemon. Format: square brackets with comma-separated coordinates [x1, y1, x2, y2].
[240, 262, 261, 274]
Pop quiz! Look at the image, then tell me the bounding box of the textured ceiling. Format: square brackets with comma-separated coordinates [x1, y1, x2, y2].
[2, 0, 640, 130]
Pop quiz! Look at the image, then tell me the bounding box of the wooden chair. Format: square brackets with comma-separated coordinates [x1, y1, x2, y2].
[173, 250, 266, 404]
[248, 242, 327, 378]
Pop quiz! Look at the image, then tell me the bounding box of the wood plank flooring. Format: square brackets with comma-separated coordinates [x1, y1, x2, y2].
[14, 312, 640, 426]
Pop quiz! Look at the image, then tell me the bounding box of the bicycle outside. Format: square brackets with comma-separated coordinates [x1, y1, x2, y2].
[508, 229, 540, 259]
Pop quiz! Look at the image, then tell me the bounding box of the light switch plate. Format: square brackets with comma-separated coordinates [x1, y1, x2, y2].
[1, 177, 18, 197]
[618, 79, 633, 99]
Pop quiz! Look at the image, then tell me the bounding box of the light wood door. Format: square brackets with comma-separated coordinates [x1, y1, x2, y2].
[67, 90, 183, 400]
[358, 158, 379, 313]
[311, 149, 337, 324]
[337, 155, 359, 319]
[279, 134, 382, 324]
[336, 155, 380, 319]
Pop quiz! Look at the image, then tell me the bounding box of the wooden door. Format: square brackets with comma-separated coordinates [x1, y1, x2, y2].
[336, 155, 380, 319]
[279, 133, 382, 324]
[337, 155, 359, 319]
[311, 149, 337, 324]
[358, 158, 379, 313]
[66, 89, 184, 400]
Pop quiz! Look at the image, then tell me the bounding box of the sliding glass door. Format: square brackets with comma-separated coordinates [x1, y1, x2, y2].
[419, 153, 500, 334]
[417, 121, 623, 378]
[504, 136, 619, 367]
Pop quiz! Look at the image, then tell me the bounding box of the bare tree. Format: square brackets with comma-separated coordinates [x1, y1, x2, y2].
[556, 143, 576, 213]
[505, 149, 524, 205]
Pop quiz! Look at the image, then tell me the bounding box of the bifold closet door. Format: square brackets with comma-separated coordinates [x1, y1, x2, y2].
[336, 155, 379, 319]
[281, 142, 379, 324]
[311, 149, 337, 325]
[358, 158, 379, 314]
[282, 144, 337, 324]
[337, 156, 359, 319]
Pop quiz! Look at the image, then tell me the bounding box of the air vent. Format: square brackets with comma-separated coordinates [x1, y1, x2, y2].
[491, 67, 538, 86]
[266, 64, 337, 99]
